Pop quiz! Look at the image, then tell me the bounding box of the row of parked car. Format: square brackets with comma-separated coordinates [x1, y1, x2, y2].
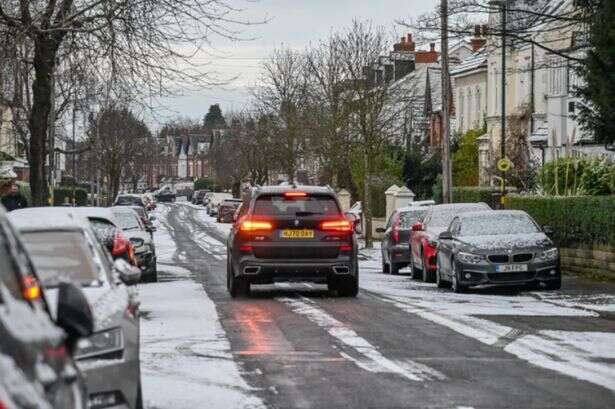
[192, 190, 242, 222]
[378, 202, 562, 293]
[0, 193, 159, 409]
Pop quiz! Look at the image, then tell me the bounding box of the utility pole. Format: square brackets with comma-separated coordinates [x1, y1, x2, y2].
[441, 0, 453, 204]
[500, 0, 507, 163]
[72, 101, 76, 206]
[47, 70, 56, 205]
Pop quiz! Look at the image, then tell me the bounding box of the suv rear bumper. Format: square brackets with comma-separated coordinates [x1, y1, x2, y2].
[234, 257, 357, 284]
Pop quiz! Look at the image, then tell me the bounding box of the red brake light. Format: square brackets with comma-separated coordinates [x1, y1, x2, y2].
[340, 245, 352, 252]
[392, 215, 400, 244]
[21, 275, 42, 302]
[320, 219, 352, 232]
[240, 245, 253, 253]
[240, 219, 273, 232]
[284, 191, 307, 198]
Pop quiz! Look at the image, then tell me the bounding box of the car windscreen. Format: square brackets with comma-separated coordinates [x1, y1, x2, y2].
[254, 194, 340, 216]
[429, 205, 488, 228]
[89, 218, 116, 249]
[116, 196, 141, 206]
[20, 231, 101, 287]
[460, 213, 540, 236]
[112, 211, 142, 231]
[398, 210, 427, 229]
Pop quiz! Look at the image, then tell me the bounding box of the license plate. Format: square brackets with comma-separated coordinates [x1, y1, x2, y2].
[496, 264, 528, 272]
[281, 229, 314, 239]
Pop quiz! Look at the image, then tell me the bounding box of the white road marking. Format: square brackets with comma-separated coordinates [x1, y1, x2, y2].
[279, 296, 446, 382]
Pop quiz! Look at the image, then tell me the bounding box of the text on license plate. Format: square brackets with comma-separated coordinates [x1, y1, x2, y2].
[281, 229, 315, 239]
[496, 264, 528, 272]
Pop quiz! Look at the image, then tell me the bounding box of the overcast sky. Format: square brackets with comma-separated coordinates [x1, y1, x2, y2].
[150, 0, 439, 128]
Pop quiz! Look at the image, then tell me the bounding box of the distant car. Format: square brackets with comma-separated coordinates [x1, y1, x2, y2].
[436, 210, 561, 292]
[10, 211, 143, 409]
[129, 205, 156, 237]
[218, 198, 242, 223]
[227, 185, 359, 297]
[112, 207, 158, 282]
[207, 193, 233, 216]
[155, 190, 176, 203]
[410, 202, 491, 282]
[192, 189, 210, 205]
[114, 193, 146, 208]
[377, 206, 429, 275]
[1, 207, 93, 409]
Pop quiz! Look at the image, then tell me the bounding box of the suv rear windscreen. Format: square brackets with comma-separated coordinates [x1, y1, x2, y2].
[254, 194, 340, 216]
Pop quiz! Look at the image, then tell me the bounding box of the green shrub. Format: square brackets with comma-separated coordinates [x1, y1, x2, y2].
[506, 195, 615, 248]
[452, 128, 480, 186]
[53, 187, 88, 206]
[539, 158, 615, 196]
[451, 186, 517, 207]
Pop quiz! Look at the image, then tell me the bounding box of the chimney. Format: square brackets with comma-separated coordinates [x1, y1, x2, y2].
[415, 43, 439, 64]
[470, 24, 486, 52]
[393, 33, 415, 52]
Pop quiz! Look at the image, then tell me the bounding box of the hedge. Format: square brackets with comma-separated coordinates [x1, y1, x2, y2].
[505, 195, 615, 248]
[53, 186, 88, 206]
[448, 186, 518, 207]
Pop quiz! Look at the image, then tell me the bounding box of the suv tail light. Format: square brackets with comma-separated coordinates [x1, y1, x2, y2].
[320, 219, 352, 233]
[240, 219, 273, 232]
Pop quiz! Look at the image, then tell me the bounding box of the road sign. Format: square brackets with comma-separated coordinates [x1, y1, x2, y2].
[497, 157, 513, 173]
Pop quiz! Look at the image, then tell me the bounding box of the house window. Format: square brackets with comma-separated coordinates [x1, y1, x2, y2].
[568, 101, 576, 114]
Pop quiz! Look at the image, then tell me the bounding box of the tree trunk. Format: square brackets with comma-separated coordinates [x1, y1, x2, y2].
[440, 0, 453, 204]
[363, 149, 373, 248]
[28, 37, 58, 206]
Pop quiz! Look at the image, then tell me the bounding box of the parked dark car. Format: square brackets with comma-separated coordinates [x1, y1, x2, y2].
[192, 189, 210, 205]
[436, 210, 561, 292]
[155, 190, 176, 203]
[0, 206, 93, 409]
[9, 210, 143, 409]
[218, 198, 242, 223]
[114, 194, 146, 209]
[410, 202, 491, 282]
[377, 206, 429, 275]
[130, 205, 156, 237]
[226, 185, 359, 297]
[112, 206, 158, 282]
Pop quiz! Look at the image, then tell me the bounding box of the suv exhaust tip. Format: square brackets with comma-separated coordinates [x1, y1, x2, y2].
[332, 265, 350, 275]
[243, 266, 261, 275]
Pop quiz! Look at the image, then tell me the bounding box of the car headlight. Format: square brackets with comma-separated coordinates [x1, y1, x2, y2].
[75, 328, 123, 359]
[457, 251, 486, 264]
[536, 248, 559, 261]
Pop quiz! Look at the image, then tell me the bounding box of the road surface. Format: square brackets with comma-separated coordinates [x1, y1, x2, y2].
[140, 202, 615, 409]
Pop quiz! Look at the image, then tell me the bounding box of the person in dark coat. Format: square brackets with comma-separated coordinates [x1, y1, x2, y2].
[1, 182, 28, 211]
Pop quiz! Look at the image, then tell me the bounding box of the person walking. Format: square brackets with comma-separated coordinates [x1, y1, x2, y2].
[0, 166, 28, 212]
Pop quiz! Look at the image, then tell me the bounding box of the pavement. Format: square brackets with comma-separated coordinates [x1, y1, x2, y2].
[139, 202, 615, 409]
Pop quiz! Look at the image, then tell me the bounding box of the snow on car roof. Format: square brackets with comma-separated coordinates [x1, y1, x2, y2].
[69, 207, 119, 225]
[459, 209, 528, 220]
[8, 207, 91, 232]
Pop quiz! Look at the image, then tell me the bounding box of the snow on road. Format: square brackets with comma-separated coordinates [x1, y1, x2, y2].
[140, 205, 265, 409]
[358, 251, 615, 392]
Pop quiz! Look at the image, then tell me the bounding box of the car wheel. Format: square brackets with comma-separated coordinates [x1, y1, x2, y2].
[544, 277, 562, 291]
[451, 262, 467, 293]
[135, 380, 143, 409]
[422, 251, 436, 283]
[436, 260, 449, 288]
[382, 256, 390, 274]
[229, 262, 250, 298]
[410, 252, 421, 279]
[390, 262, 400, 275]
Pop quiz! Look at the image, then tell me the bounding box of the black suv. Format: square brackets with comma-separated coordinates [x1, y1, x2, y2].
[226, 185, 359, 297]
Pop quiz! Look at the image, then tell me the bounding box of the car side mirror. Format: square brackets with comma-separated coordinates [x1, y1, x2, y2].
[56, 282, 94, 350]
[412, 222, 424, 232]
[439, 231, 453, 240]
[375, 227, 386, 233]
[543, 225, 554, 238]
[114, 259, 141, 286]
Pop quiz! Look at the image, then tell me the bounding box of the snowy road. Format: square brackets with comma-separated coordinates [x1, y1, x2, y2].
[139, 202, 615, 409]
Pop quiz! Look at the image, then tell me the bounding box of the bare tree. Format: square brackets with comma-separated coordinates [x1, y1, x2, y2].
[253, 47, 310, 183]
[0, 0, 260, 205]
[336, 20, 400, 248]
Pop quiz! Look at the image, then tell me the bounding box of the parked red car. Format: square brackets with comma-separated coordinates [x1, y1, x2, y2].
[410, 203, 490, 282]
[218, 199, 243, 223]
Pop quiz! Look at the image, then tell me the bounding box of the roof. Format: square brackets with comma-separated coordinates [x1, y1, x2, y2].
[430, 203, 491, 212]
[8, 208, 90, 232]
[254, 185, 335, 196]
[450, 48, 488, 77]
[460, 210, 527, 219]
